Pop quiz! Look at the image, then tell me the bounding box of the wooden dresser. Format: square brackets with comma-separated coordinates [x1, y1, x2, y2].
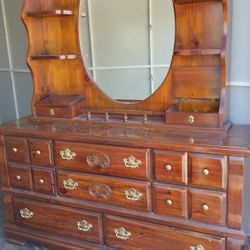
[1, 0, 250, 249]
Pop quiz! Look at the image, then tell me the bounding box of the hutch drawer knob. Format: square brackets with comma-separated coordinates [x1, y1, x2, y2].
[115, 227, 132, 240]
[202, 168, 209, 176]
[60, 148, 76, 161]
[165, 199, 173, 206]
[77, 220, 93, 232]
[123, 155, 142, 169]
[16, 175, 21, 180]
[86, 153, 110, 168]
[188, 115, 195, 124]
[63, 178, 78, 190]
[49, 108, 55, 116]
[201, 204, 209, 212]
[124, 188, 143, 201]
[165, 164, 172, 171]
[36, 150, 41, 155]
[39, 179, 45, 184]
[12, 147, 18, 153]
[20, 208, 33, 219]
[189, 244, 205, 250]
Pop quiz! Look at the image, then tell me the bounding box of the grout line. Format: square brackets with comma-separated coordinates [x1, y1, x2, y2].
[1, 0, 19, 119]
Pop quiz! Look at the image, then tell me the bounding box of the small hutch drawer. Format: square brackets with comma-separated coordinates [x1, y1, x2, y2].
[32, 167, 54, 194]
[9, 164, 32, 191]
[13, 198, 102, 244]
[189, 189, 227, 226]
[57, 170, 151, 212]
[55, 141, 150, 180]
[29, 138, 53, 166]
[154, 150, 187, 185]
[5, 137, 29, 164]
[189, 154, 227, 190]
[104, 215, 226, 250]
[153, 184, 188, 219]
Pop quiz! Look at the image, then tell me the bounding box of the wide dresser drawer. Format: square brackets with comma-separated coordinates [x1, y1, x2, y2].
[13, 198, 102, 244]
[104, 215, 226, 250]
[55, 141, 150, 180]
[57, 170, 151, 211]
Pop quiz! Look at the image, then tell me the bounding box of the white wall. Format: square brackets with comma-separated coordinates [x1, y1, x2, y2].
[0, 0, 249, 124]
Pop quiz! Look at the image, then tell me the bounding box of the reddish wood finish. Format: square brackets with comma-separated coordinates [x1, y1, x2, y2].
[154, 150, 187, 185]
[189, 188, 227, 226]
[55, 141, 151, 180]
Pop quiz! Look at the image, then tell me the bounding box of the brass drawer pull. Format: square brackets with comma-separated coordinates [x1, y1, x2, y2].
[188, 115, 195, 124]
[202, 168, 209, 176]
[16, 175, 21, 180]
[60, 148, 76, 161]
[39, 179, 45, 184]
[190, 245, 205, 250]
[115, 227, 132, 240]
[77, 220, 93, 232]
[165, 199, 173, 206]
[63, 178, 78, 190]
[49, 108, 55, 117]
[89, 183, 112, 199]
[12, 147, 18, 153]
[20, 208, 33, 219]
[36, 150, 41, 155]
[123, 156, 142, 169]
[201, 204, 209, 212]
[125, 188, 143, 201]
[165, 164, 172, 171]
[86, 153, 110, 168]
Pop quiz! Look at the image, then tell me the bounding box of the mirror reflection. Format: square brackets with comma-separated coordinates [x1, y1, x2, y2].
[80, 0, 175, 102]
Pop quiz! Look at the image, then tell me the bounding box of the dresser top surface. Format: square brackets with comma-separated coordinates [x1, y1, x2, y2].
[0, 117, 250, 156]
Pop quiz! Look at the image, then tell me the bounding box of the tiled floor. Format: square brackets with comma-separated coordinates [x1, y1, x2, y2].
[0, 196, 43, 250]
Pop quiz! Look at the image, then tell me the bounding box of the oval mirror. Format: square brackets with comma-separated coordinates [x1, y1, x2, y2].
[80, 0, 175, 102]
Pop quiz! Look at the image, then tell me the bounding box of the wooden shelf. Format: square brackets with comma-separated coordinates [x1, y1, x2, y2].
[26, 9, 73, 18]
[175, 0, 221, 4]
[174, 49, 221, 56]
[31, 54, 78, 61]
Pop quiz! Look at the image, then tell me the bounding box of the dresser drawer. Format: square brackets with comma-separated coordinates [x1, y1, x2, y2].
[32, 167, 54, 194]
[55, 141, 150, 180]
[154, 150, 187, 185]
[5, 137, 29, 164]
[29, 139, 53, 166]
[13, 198, 102, 244]
[153, 184, 188, 219]
[57, 170, 151, 211]
[189, 188, 227, 226]
[104, 215, 226, 250]
[189, 154, 227, 190]
[9, 164, 32, 191]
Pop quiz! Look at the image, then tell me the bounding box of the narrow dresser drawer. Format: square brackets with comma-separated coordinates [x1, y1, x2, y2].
[57, 170, 151, 211]
[55, 141, 150, 180]
[13, 198, 102, 244]
[29, 139, 53, 166]
[189, 154, 227, 190]
[189, 188, 227, 226]
[154, 150, 187, 185]
[153, 184, 188, 219]
[32, 167, 54, 194]
[5, 137, 29, 164]
[104, 215, 226, 250]
[9, 164, 32, 191]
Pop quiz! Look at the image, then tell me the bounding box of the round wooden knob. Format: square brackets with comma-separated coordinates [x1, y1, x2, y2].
[202, 168, 209, 176]
[201, 204, 209, 212]
[165, 199, 173, 206]
[16, 175, 21, 180]
[39, 179, 44, 184]
[36, 150, 41, 155]
[165, 164, 172, 172]
[12, 147, 18, 153]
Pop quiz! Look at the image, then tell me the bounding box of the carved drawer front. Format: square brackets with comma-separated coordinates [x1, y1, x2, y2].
[189, 188, 227, 226]
[153, 184, 188, 219]
[154, 150, 187, 185]
[189, 154, 227, 190]
[57, 170, 151, 211]
[55, 141, 150, 180]
[104, 215, 225, 250]
[32, 167, 54, 194]
[29, 139, 53, 166]
[13, 198, 102, 243]
[5, 137, 29, 164]
[9, 164, 32, 191]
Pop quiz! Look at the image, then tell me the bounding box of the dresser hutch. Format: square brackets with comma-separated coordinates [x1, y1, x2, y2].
[0, 0, 250, 249]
